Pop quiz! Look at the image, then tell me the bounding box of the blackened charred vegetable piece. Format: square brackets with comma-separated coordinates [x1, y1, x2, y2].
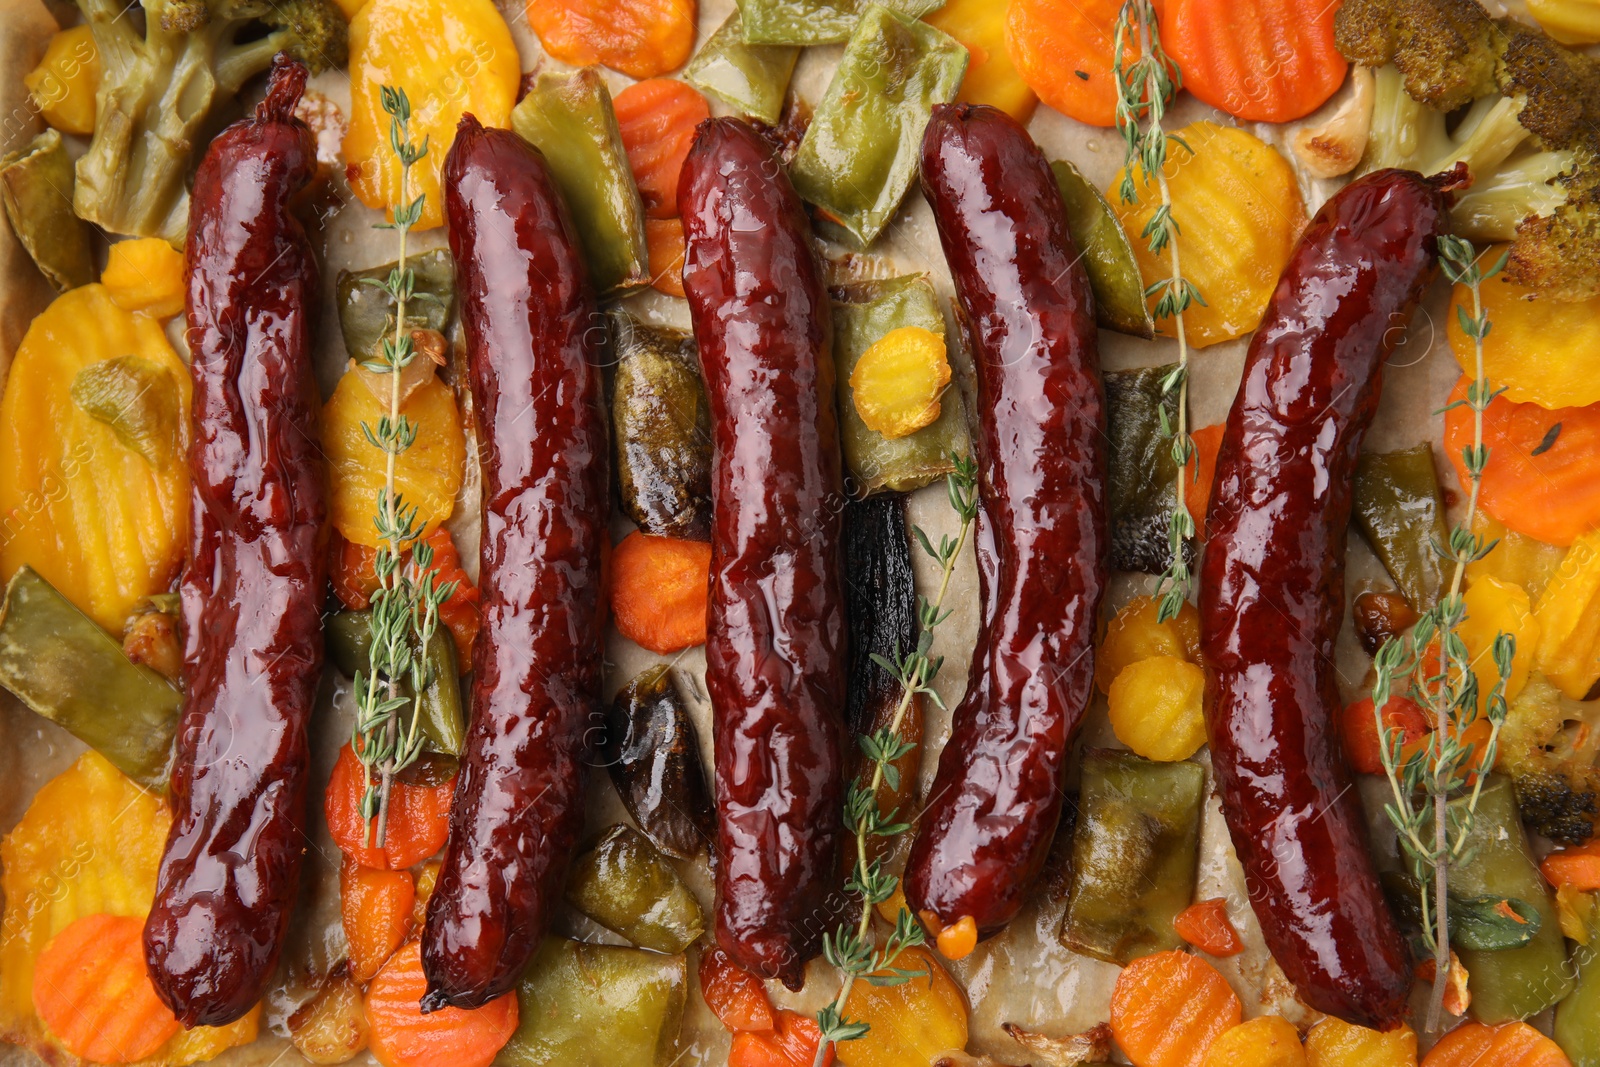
[685, 10, 799, 127]
[610, 312, 713, 541]
[1199, 168, 1448, 1029]
[679, 117, 847, 987]
[791, 6, 967, 246]
[0, 566, 180, 789]
[143, 57, 327, 1028]
[1060, 751, 1204, 965]
[511, 69, 650, 296]
[1352, 444, 1450, 610]
[325, 610, 466, 758]
[602, 664, 715, 861]
[1104, 363, 1189, 575]
[1050, 160, 1155, 339]
[904, 104, 1108, 938]
[421, 115, 609, 1011]
[337, 249, 455, 364]
[832, 276, 971, 495]
[565, 823, 705, 953]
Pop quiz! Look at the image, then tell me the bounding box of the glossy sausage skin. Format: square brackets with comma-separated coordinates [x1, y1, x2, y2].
[143, 56, 326, 1028]
[678, 117, 847, 988]
[905, 104, 1107, 937]
[1199, 169, 1446, 1029]
[419, 116, 609, 1011]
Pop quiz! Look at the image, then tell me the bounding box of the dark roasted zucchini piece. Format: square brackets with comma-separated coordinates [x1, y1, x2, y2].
[1352, 444, 1449, 610]
[565, 824, 705, 953]
[1104, 363, 1189, 575]
[601, 664, 715, 860]
[610, 312, 713, 541]
[1060, 750, 1204, 965]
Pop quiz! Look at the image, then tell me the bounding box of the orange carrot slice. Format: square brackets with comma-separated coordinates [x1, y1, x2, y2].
[1110, 950, 1242, 1067]
[614, 79, 710, 219]
[1422, 1021, 1572, 1067]
[365, 942, 518, 1067]
[529, 0, 697, 82]
[32, 913, 182, 1064]
[646, 217, 687, 298]
[325, 742, 455, 870]
[1338, 695, 1432, 777]
[608, 531, 711, 654]
[1161, 0, 1348, 123]
[1005, 0, 1128, 128]
[1172, 899, 1244, 958]
[699, 946, 776, 1033]
[341, 858, 416, 983]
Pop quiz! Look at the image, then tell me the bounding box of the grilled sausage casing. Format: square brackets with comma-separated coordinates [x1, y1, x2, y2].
[904, 103, 1108, 937]
[1200, 168, 1448, 1029]
[420, 116, 609, 1010]
[143, 57, 326, 1028]
[678, 117, 847, 988]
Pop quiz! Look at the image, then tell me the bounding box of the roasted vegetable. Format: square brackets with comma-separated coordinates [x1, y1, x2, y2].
[565, 824, 705, 954]
[337, 250, 456, 365]
[1556, 938, 1600, 1066]
[684, 10, 798, 126]
[1103, 363, 1188, 575]
[849, 326, 951, 440]
[0, 567, 180, 789]
[289, 972, 370, 1065]
[1382, 870, 1542, 951]
[102, 238, 187, 319]
[0, 130, 92, 292]
[1494, 672, 1600, 845]
[736, 0, 943, 46]
[1451, 775, 1574, 1022]
[499, 938, 687, 1067]
[837, 946, 968, 1067]
[72, 355, 183, 467]
[1335, 0, 1600, 301]
[832, 276, 971, 495]
[1447, 265, 1600, 410]
[0, 284, 190, 631]
[1534, 529, 1600, 700]
[610, 313, 713, 541]
[511, 70, 651, 295]
[23, 25, 100, 136]
[345, 0, 518, 231]
[1352, 445, 1451, 610]
[1106, 655, 1207, 762]
[71, 0, 346, 241]
[1467, 513, 1569, 604]
[926, 0, 1037, 121]
[1060, 750, 1205, 965]
[1352, 589, 1421, 657]
[601, 664, 715, 861]
[527, 0, 695, 79]
[791, 6, 966, 246]
[326, 610, 466, 758]
[0, 752, 261, 1066]
[1051, 160, 1156, 338]
[1095, 594, 1201, 695]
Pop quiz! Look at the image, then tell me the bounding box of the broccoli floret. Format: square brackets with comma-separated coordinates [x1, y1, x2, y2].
[1335, 0, 1600, 301]
[1497, 672, 1600, 845]
[73, 0, 348, 242]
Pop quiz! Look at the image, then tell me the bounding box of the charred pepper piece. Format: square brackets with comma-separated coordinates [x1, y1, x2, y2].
[1051, 160, 1156, 339]
[1104, 363, 1189, 576]
[337, 249, 455, 364]
[610, 313, 713, 541]
[325, 610, 466, 759]
[1352, 444, 1450, 610]
[601, 664, 715, 861]
[736, 0, 944, 46]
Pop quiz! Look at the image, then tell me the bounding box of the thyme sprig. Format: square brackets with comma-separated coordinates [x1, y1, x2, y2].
[813, 455, 982, 1065]
[351, 86, 456, 849]
[1370, 235, 1514, 1033]
[1112, 0, 1206, 623]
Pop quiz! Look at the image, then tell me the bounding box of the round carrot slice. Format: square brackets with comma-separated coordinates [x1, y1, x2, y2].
[1110, 950, 1242, 1067]
[32, 913, 181, 1064]
[1005, 0, 1130, 128]
[1422, 1020, 1572, 1067]
[1161, 0, 1348, 123]
[365, 942, 518, 1067]
[608, 531, 711, 654]
[614, 79, 710, 219]
[325, 742, 455, 870]
[527, 0, 696, 80]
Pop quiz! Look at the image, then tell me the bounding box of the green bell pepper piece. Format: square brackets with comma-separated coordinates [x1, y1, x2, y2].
[337, 249, 455, 364]
[685, 11, 798, 126]
[736, 0, 943, 45]
[565, 824, 705, 953]
[1353, 445, 1450, 610]
[1051, 160, 1156, 339]
[511, 68, 650, 296]
[71, 355, 183, 468]
[832, 275, 972, 495]
[611, 312, 713, 541]
[1450, 775, 1573, 1022]
[0, 129, 94, 292]
[325, 610, 465, 758]
[1556, 937, 1600, 1066]
[1060, 750, 1205, 965]
[0, 567, 179, 789]
[791, 6, 967, 247]
[1104, 364, 1190, 576]
[500, 938, 687, 1067]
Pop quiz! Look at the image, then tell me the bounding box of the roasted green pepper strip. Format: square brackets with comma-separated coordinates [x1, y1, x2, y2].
[832, 276, 971, 495]
[736, 0, 943, 45]
[565, 824, 705, 953]
[791, 7, 966, 247]
[325, 610, 465, 758]
[1104, 364, 1189, 575]
[0, 129, 93, 292]
[511, 69, 649, 296]
[0, 567, 179, 789]
[1051, 160, 1156, 339]
[603, 664, 714, 860]
[1060, 750, 1205, 965]
[500, 938, 687, 1067]
[337, 249, 455, 363]
[71, 355, 183, 467]
[1353, 445, 1449, 610]
[1556, 936, 1600, 1066]
[685, 11, 798, 126]
[611, 313, 713, 541]
[1451, 775, 1573, 1022]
